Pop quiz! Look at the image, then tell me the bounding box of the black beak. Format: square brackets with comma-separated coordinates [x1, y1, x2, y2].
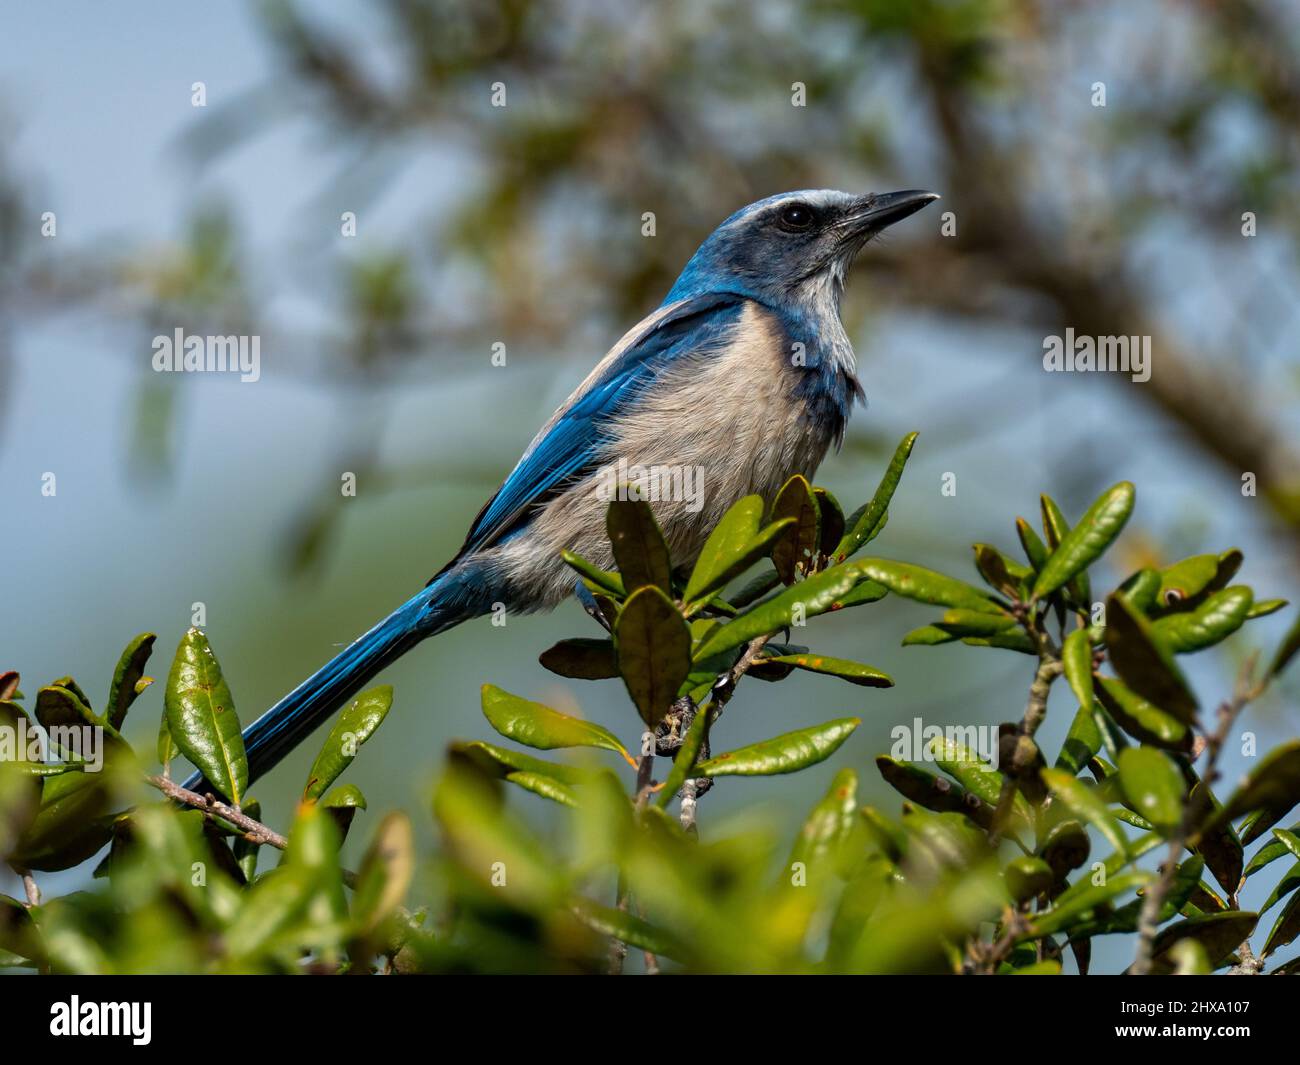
[846, 189, 940, 232]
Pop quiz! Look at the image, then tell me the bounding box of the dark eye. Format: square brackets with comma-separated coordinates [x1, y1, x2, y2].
[777, 203, 815, 232]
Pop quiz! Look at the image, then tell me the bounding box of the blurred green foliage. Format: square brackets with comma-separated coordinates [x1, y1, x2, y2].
[5, 437, 1300, 973]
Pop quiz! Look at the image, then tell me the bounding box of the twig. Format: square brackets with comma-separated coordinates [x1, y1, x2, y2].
[1131, 664, 1257, 975]
[19, 871, 39, 907]
[146, 774, 288, 849]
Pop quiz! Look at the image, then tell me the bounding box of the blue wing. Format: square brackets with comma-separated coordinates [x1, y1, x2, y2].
[433, 291, 745, 576]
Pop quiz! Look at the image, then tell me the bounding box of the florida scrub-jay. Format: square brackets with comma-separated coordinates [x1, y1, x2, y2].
[184, 188, 937, 792]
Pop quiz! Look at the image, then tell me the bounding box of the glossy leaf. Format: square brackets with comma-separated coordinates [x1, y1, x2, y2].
[833, 431, 917, 562]
[683, 495, 791, 606]
[1153, 586, 1253, 653]
[695, 718, 859, 777]
[1117, 746, 1184, 835]
[1031, 482, 1134, 601]
[1061, 627, 1095, 711]
[450, 739, 590, 786]
[876, 756, 996, 830]
[1262, 890, 1300, 957]
[561, 550, 625, 598]
[770, 475, 820, 584]
[1150, 911, 1258, 972]
[351, 812, 415, 939]
[1015, 517, 1048, 572]
[853, 558, 1002, 613]
[164, 628, 247, 806]
[615, 585, 692, 727]
[105, 632, 156, 730]
[1214, 740, 1300, 844]
[303, 685, 392, 801]
[1055, 702, 1103, 776]
[538, 638, 619, 680]
[814, 488, 845, 559]
[1104, 594, 1197, 723]
[1095, 676, 1193, 752]
[505, 771, 578, 807]
[607, 498, 672, 595]
[757, 653, 892, 687]
[1040, 767, 1128, 856]
[481, 684, 632, 764]
[1190, 782, 1243, 896]
[692, 561, 884, 661]
[788, 767, 859, 875]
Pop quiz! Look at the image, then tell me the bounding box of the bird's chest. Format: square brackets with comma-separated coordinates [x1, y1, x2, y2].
[592, 304, 842, 562]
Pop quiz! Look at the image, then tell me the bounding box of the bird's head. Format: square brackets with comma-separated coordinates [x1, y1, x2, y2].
[666, 188, 939, 308]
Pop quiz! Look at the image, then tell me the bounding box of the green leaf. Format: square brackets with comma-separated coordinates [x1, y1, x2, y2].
[972, 543, 1031, 598]
[1004, 856, 1054, 903]
[655, 705, 712, 807]
[1150, 911, 1258, 972]
[1262, 890, 1300, 957]
[1041, 767, 1129, 856]
[1117, 568, 1162, 613]
[1257, 856, 1300, 916]
[1153, 586, 1253, 653]
[606, 498, 672, 595]
[105, 632, 156, 730]
[223, 867, 316, 962]
[164, 628, 247, 806]
[756, 653, 892, 687]
[770, 475, 821, 584]
[1055, 702, 1104, 776]
[1244, 823, 1300, 881]
[572, 899, 683, 960]
[156, 707, 178, 769]
[683, 496, 791, 606]
[1190, 782, 1243, 896]
[935, 609, 1019, 637]
[695, 718, 859, 777]
[1061, 627, 1095, 711]
[814, 488, 845, 559]
[480, 684, 633, 764]
[450, 740, 590, 786]
[615, 585, 692, 728]
[728, 567, 782, 609]
[854, 558, 1003, 613]
[1247, 598, 1287, 619]
[35, 685, 102, 737]
[1104, 594, 1198, 723]
[833, 431, 918, 562]
[538, 638, 619, 680]
[1038, 495, 1091, 606]
[1095, 676, 1193, 752]
[505, 771, 578, 807]
[302, 685, 392, 801]
[928, 736, 1031, 829]
[1031, 482, 1134, 601]
[692, 562, 884, 661]
[233, 797, 263, 881]
[875, 756, 997, 830]
[1155, 550, 1242, 613]
[1038, 819, 1092, 881]
[901, 625, 958, 647]
[1028, 871, 1151, 938]
[1213, 740, 1300, 844]
[1268, 612, 1300, 679]
[561, 550, 625, 598]
[788, 767, 860, 878]
[351, 811, 415, 940]
[1015, 517, 1049, 572]
[1117, 747, 1185, 835]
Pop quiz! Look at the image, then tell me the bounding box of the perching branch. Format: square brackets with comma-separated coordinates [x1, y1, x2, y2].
[146, 774, 288, 850]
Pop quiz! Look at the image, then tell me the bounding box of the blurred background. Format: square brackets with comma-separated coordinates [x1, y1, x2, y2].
[2, 0, 1299, 972]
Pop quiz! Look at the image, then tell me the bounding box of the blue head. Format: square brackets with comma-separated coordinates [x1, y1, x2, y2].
[665, 188, 938, 309]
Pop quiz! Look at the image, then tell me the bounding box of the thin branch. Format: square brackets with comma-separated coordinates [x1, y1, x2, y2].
[19, 871, 39, 907]
[1131, 662, 1258, 975]
[146, 774, 287, 849]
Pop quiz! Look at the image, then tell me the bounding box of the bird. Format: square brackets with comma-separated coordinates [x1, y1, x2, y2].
[182, 188, 938, 793]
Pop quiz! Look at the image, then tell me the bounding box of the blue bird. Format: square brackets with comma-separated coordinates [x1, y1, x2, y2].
[183, 188, 937, 793]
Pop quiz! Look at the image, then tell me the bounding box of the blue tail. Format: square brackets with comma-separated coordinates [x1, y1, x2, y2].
[181, 576, 476, 793]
